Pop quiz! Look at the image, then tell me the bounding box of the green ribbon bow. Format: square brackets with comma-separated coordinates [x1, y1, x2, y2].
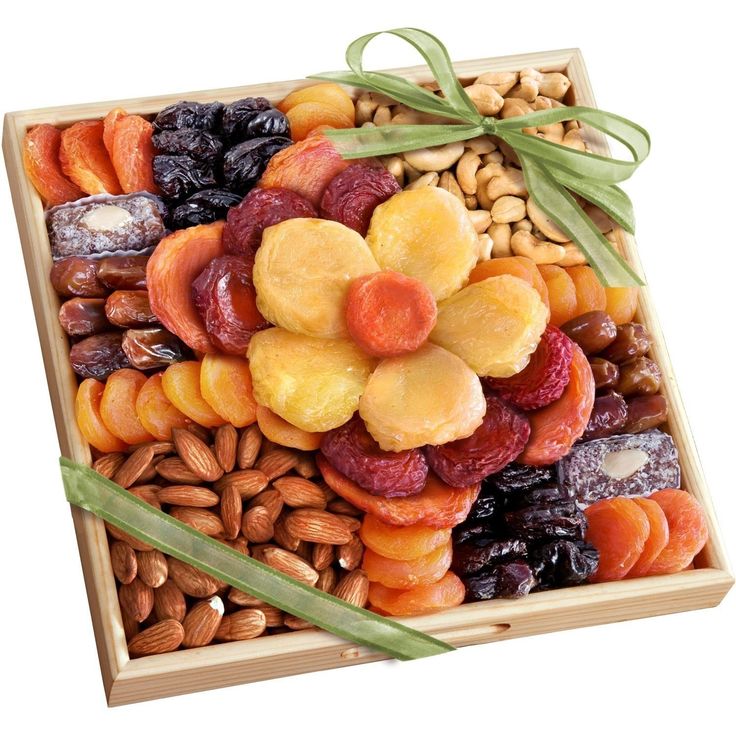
[310, 28, 650, 287]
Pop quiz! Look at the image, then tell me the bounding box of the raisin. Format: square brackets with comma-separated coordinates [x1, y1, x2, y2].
[105, 290, 157, 328]
[320, 415, 428, 497]
[58, 298, 110, 336]
[490, 463, 557, 495]
[50, 257, 107, 298]
[122, 328, 189, 370]
[589, 357, 619, 390]
[97, 256, 149, 290]
[451, 538, 528, 575]
[153, 101, 223, 132]
[464, 561, 536, 601]
[152, 129, 224, 162]
[560, 310, 617, 355]
[583, 391, 628, 440]
[70, 332, 131, 379]
[529, 540, 599, 589]
[152, 155, 218, 200]
[221, 136, 291, 194]
[170, 189, 243, 230]
[600, 322, 651, 363]
[505, 502, 587, 542]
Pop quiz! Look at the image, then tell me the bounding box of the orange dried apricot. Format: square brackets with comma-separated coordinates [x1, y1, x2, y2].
[468, 256, 550, 312]
[567, 265, 605, 317]
[22, 124, 84, 206]
[59, 120, 122, 195]
[363, 541, 453, 589]
[647, 489, 709, 575]
[286, 102, 354, 142]
[256, 405, 323, 451]
[359, 515, 452, 560]
[199, 353, 258, 429]
[278, 83, 356, 122]
[584, 497, 650, 582]
[538, 264, 578, 327]
[103, 108, 127, 157]
[135, 372, 193, 441]
[626, 497, 670, 578]
[162, 361, 225, 428]
[75, 378, 128, 453]
[367, 572, 466, 616]
[604, 286, 638, 325]
[99, 368, 155, 445]
[111, 114, 159, 194]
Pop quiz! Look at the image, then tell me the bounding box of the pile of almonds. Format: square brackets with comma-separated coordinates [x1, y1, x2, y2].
[93, 424, 369, 658]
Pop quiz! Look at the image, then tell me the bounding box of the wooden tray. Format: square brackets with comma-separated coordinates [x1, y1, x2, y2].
[3, 48, 732, 706]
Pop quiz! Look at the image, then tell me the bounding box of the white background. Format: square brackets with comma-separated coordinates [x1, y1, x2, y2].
[1, 1, 733, 733]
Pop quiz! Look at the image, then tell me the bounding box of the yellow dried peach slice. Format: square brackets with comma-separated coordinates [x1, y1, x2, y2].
[199, 353, 257, 428]
[161, 361, 225, 428]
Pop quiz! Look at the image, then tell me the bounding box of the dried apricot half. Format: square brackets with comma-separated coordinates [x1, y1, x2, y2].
[367, 572, 466, 616]
[363, 541, 453, 589]
[626, 497, 670, 578]
[256, 405, 324, 451]
[199, 353, 258, 428]
[162, 361, 225, 428]
[567, 265, 605, 317]
[135, 372, 193, 441]
[111, 114, 159, 194]
[468, 256, 550, 312]
[59, 120, 121, 195]
[100, 368, 155, 445]
[286, 102, 354, 142]
[359, 515, 452, 560]
[538, 264, 578, 327]
[278, 83, 356, 122]
[76, 378, 128, 453]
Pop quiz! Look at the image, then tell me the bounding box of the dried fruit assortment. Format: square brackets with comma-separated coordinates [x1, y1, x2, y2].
[26, 78, 709, 657]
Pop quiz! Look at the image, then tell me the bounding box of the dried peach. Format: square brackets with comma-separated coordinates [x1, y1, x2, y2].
[247, 328, 376, 432]
[626, 497, 670, 578]
[162, 361, 225, 428]
[103, 108, 127, 157]
[147, 222, 226, 353]
[99, 368, 155, 445]
[76, 378, 128, 453]
[538, 264, 578, 327]
[318, 455, 480, 529]
[59, 120, 121, 195]
[278, 83, 356, 123]
[605, 287, 638, 325]
[430, 275, 548, 378]
[468, 256, 550, 312]
[286, 102, 354, 142]
[359, 515, 452, 561]
[253, 218, 379, 339]
[363, 541, 453, 589]
[366, 187, 478, 301]
[367, 572, 466, 616]
[135, 372, 193, 441]
[567, 265, 605, 317]
[359, 343, 485, 452]
[111, 114, 159, 194]
[256, 405, 323, 451]
[22, 124, 84, 206]
[199, 353, 257, 428]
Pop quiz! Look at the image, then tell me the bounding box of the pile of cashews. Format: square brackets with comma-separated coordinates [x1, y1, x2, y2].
[356, 68, 616, 266]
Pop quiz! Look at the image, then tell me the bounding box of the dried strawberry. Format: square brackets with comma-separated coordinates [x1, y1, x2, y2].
[425, 394, 530, 486]
[485, 325, 573, 411]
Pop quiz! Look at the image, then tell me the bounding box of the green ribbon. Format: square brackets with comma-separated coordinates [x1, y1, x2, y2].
[309, 28, 649, 287]
[60, 458, 452, 660]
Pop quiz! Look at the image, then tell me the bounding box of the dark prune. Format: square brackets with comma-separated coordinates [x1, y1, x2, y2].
[583, 391, 628, 441]
[152, 129, 224, 162]
[122, 327, 188, 370]
[222, 136, 291, 194]
[70, 331, 131, 379]
[467, 484, 502, 522]
[453, 520, 501, 545]
[50, 257, 107, 298]
[452, 538, 528, 575]
[490, 463, 557, 495]
[97, 256, 149, 290]
[170, 189, 243, 230]
[246, 109, 290, 138]
[504, 483, 575, 510]
[529, 540, 599, 589]
[153, 101, 223, 132]
[221, 98, 272, 141]
[504, 502, 587, 542]
[152, 155, 218, 200]
[320, 415, 428, 497]
[464, 561, 536, 601]
[58, 298, 110, 336]
[105, 290, 157, 328]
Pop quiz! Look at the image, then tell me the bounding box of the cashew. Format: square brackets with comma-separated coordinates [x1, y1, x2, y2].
[439, 171, 464, 203]
[373, 105, 393, 126]
[475, 164, 503, 210]
[456, 151, 482, 194]
[497, 140, 520, 167]
[475, 71, 518, 96]
[508, 77, 539, 103]
[526, 198, 570, 242]
[520, 68, 571, 101]
[488, 223, 512, 257]
[510, 231, 566, 264]
[360, 121, 377, 128]
[491, 196, 526, 223]
[477, 233, 493, 262]
[463, 84, 504, 116]
[565, 120, 581, 132]
[381, 156, 405, 186]
[466, 136, 497, 155]
[562, 129, 586, 151]
[512, 219, 533, 233]
[538, 122, 565, 144]
[487, 167, 528, 200]
[557, 242, 587, 267]
[533, 95, 564, 111]
[468, 209, 492, 233]
[501, 98, 537, 135]
[483, 151, 504, 165]
[405, 172, 439, 190]
[584, 204, 614, 233]
[403, 160, 422, 184]
[464, 195, 478, 210]
[403, 141, 465, 173]
[355, 92, 393, 125]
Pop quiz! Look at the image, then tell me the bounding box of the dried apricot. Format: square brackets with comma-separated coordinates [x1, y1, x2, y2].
[359, 515, 451, 560]
[431, 275, 548, 378]
[318, 455, 480, 529]
[147, 221, 226, 354]
[367, 572, 466, 616]
[22, 124, 84, 206]
[135, 372, 193, 441]
[538, 264, 578, 327]
[567, 265, 605, 317]
[75, 378, 128, 453]
[99, 368, 155, 445]
[626, 497, 670, 578]
[162, 361, 225, 428]
[286, 102, 354, 142]
[59, 120, 121, 195]
[346, 271, 437, 357]
[647, 489, 709, 575]
[199, 353, 257, 428]
[468, 256, 550, 312]
[248, 328, 376, 432]
[363, 541, 453, 589]
[366, 188, 478, 301]
[278, 83, 356, 123]
[253, 218, 379, 339]
[256, 405, 323, 451]
[604, 287, 638, 325]
[103, 108, 127, 157]
[111, 114, 159, 194]
[359, 343, 485, 452]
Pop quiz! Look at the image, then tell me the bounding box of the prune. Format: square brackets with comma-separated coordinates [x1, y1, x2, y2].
[600, 322, 651, 363]
[222, 136, 291, 194]
[105, 290, 157, 328]
[152, 155, 218, 200]
[616, 356, 662, 397]
[452, 538, 528, 575]
[589, 357, 619, 390]
[97, 256, 149, 290]
[70, 331, 131, 379]
[221, 97, 271, 141]
[122, 328, 189, 370]
[58, 298, 109, 336]
[490, 463, 557, 495]
[453, 520, 501, 545]
[245, 109, 290, 138]
[529, 540, 599, 589]
[504, 502, 587, 542]
[624, 394, 668, 433]
[319, 163, 401, 236]
[320, 415, 428, 497]
[583, 391, 628, 441]
[464, 561, 536, 601]
[466, 484, 502, 522]
[560, 310, 617, 355]
[50, 257, 107, 298]
[425, 394, 530, 486]
[170, 189, 242, 230]
[504, 483, 575, 510]
[152, 129, 224, 162]
[153, 101, 223, 132]
[192, 255, 268, 354]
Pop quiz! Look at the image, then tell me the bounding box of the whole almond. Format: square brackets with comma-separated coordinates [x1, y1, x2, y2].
[273, 515, 300, 551]
[255, 448, 299, 480]
[338, 535, 364, 571]
[237, 424, 262, 469]
[251, 604, 284, 628]
[284, 509, 352, 545]
[334, 514, 362, 533]
[130, 440, 175, 456]
[182, 596, 224, 648]
[121, 608, 140, 641]
[136, 458, 159, 484]
[214, 424, 238, 472]
[113, 445, 155, 489]
[154, 579, 187, 622]
[119, 577, 154, 622]
[137, 550, 168, 588]
[155, 457, 203, 484]
[228, 588, 263, 607]
[312, 543, 335, 571]
[187, 424, 212, 443]
[128, 619, 184, 657]
[105, 522, 153, 552]
[316, 567, 337, 594]
[261, 546, 319, 586]
[241, 505, 274, 543]
[93, 453, 125, 479]
[228, 537, 250, 556]
[214, 470, 268, 499]
[247, 488, 284, 523]
[172, 428, 223, 482]
[273, 477, 327, 509]
[168, 558, 221, 598]
[220, 484, 243, 540]
[169, 507, 225, 537]
[333, 569, 369, 608]
[294, 539, 312, 561]
[110, 541, 137, 584]
[157, 485, 219, 507]
[128, 484, 162, 509]
[294, 454, 318, 479]
[215, 609, 267, 641]
[327, 498, 362, 517]
[283, 614, 315, 631]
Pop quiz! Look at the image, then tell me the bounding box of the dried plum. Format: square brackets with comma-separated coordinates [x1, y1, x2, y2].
[222, 136, 291, 194]
[505, 503, 587, 542]
[466, 484, 502, 523]
[221, 98, 283, 141]
[529, 540, 599, 589]
[452, 538, 528, 575]
[152, 155, 218, 200]
[453, 520, 500, 545]
[504, 483, 575, 510]
[245, 108, 290, 138]
[170, 189, 242, 230]
[152, 129, 224, 162]
[490, 463, 557, 495]
[153, 101, 223, 132]
[464, 561, 536, 601]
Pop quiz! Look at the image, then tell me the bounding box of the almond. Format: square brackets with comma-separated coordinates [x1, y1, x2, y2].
[273, 476, 327, 509]
[118, 577, 154, 622]
[215, 609, 267, 641]
[214, 424, 238, 472]
[294, 454, 318, 479]
[228, 588, 263, 607]
[327, 498, 362, 517]
[250, 604, 284, 628]
[237, 424, 262, 469]
[228, 537, 250, 556]
[121, 608, 140, 641]
[220, 484, 243, 540]
[338, 535, 364, 571]
[156, 485, 219, 507]
[260, 546, 319, 586]
[129, 440, 175, 456]
[214, 470, 268, 499]
[312, 543, 335, 571]
[241, 505, 274, 543]
[284, 509, 352, 545]
[294, 539, 312, 561]
[128, 484, 162, 509]
[128, 619, 184, 657]
[93, 452, 125, 479]
[283, 614, 315, 630]
[316, 567, 337, 594]
[273, 515, 300, 551]
[182, 596, 224, 648]
[136, 550, 168, 588]
[113, 445, 156, 489]
[155, 457, 203, 484]
[168, 558, 221, 597]
[172, 428, 223, 482]
[105, 522, 153, 552]
[333, 569, 369, 608]
[255, 448, 299, 480]
[334, 514, 361, 533]
[169, 507, 225, 537]
[247, 488, 284, 523]
[153, 579, 187, 622]
[137, 458, 159, 484]
[110, 541, 137, 584]
[187, 424, 212, 443]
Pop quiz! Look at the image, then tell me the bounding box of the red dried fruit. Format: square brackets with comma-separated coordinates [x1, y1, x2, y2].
[59, 120, 122, 195]
[425, 394, 530, 486]
[192, 255, 269, 354]
[111, 115, 159, 194]
[345, 271, 437, 358]
[320, 415, 428, 497]
[626, 497, 670, 578]
[103, 108, 127, 157]
[484, 325, 574, 411]
[223, 187, 317, 257]
[319, 163, 401, 236]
